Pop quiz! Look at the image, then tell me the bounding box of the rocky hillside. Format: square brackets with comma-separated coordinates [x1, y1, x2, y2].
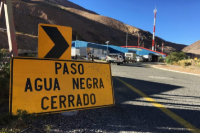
[182, 40, 200, 55]
[0, 0, 186, 54]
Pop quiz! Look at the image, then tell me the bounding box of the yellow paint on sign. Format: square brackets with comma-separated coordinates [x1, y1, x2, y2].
[38, 23, 72, 60]
[10, 57, 114, 115]
[114, 76, 200, 133]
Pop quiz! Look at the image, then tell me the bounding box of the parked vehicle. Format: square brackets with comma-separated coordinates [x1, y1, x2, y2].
[71, 48, 80, 59]
[135, 56, 144, 62]
[106, 53, 124, 65]
[124, 52, 136, 63]
[143, 55, 152, 62]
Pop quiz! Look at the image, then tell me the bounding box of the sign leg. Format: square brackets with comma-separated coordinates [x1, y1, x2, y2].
[4, 0, 18, 56]
[0, 0, 4, 18]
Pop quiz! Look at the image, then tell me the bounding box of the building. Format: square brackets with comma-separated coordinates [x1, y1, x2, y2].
[72, 41, 108, 59]
[72, 40, 165, 61]
[121, 46, 166, 61]
[72, 40, 137, 59]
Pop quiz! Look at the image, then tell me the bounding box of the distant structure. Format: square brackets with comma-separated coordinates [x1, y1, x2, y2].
[138, 33, 140, 47]
[155, 42, 157, 51]
[152, 7, 157, 51]
[162, 42, 164, 53]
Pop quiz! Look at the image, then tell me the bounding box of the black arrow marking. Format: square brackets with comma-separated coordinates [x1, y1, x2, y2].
[41, 26, 69, 58]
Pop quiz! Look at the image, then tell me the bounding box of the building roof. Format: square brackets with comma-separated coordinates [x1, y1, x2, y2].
[72, 41, 107, 50]
[121, 46, 167, 56]
[107, 45, 136, 54]
[72, 41, 165, 57]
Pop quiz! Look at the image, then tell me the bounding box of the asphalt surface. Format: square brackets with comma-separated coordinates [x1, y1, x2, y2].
[112, 62, 200, 133]
[25, 62, 200, 133]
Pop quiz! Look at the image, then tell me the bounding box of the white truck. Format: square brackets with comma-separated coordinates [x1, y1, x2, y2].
[143, 55, 152, 62]
[106, 53, 124, 65]
[71, 48, 80, 59]
[71, 48, 80, 56]
[124, 52, 136, 63]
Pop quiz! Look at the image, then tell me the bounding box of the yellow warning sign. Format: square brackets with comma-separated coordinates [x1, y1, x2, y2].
[38, 23, 72, 60]
[10, 57, 114, 115]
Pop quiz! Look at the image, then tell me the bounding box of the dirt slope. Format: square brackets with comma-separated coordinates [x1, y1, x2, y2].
[0, 0, 186, 53]
[182, 40, 200, 55]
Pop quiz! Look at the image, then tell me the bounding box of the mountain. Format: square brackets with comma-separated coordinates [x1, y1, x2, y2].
[0, 0, 186, 54]
[182, 40, 200, 55]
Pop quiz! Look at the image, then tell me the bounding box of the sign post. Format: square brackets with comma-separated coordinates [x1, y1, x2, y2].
[1, 0, 18, 57]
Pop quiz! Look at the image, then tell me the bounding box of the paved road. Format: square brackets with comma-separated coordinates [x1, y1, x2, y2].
[112, 62, 200, 133]
[26, 62, 200, 132]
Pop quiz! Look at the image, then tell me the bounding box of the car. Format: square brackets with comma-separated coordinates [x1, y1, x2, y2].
[106, 53, 124, 65]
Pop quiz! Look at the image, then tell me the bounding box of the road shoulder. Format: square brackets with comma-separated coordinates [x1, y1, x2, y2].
[151, 64, 200, 76]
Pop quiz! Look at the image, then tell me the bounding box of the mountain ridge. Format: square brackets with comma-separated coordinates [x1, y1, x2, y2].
[182, 40, 200, 55]
[0, 0, 186, 54]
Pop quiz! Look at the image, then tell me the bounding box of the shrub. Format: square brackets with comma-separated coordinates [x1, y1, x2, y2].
[165, 57, 172, 64]
[158, 56, 163, 62]
[165, 52, 186, 64]
[0, 51, 10, 126]
[196, 59, 200, 63]
[191, 59, 196, 66]
[0, 54, 10, 101]
[172, 61, 179, 66]
[196, 61, 200, 67]
[178, 59, 192, 67]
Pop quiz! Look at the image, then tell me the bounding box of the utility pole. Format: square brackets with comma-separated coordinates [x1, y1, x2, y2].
[0, 0, 18, 56]
[152, 7, 157, 51]
[126, 32, 128, 48]
[138, 33, 140, 48]
[105, 41, 109, 55]
[162, 41, 164, 53]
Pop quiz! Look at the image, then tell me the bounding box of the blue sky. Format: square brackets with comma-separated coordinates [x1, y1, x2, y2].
[69, 0, 200, 45]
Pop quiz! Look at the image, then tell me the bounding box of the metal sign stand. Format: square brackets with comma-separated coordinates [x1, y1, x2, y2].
[0, 0, 18, 56]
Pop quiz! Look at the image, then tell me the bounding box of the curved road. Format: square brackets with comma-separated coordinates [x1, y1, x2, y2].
[112, 62, 200, 133]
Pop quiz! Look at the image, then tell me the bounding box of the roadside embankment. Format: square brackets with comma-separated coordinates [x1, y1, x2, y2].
[151, 63, 200, 76]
